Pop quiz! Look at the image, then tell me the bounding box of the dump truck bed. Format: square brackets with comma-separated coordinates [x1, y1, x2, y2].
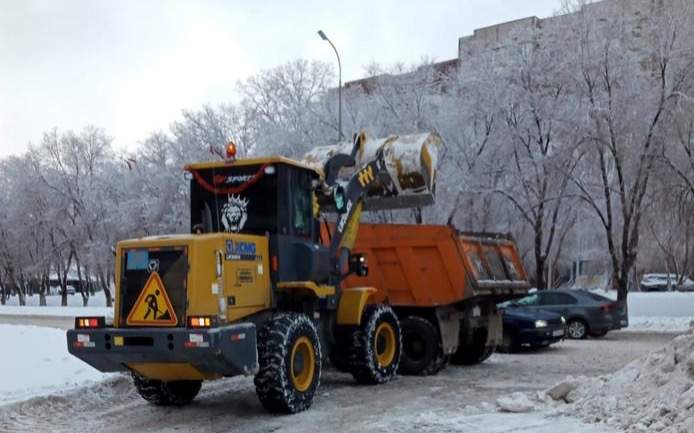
[340, 224, 529, 307]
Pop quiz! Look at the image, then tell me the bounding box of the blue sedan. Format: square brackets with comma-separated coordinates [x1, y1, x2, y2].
[498, 298, 566, 352]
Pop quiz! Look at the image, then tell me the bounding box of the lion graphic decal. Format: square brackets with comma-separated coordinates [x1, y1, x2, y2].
[221, 194, 249, 233]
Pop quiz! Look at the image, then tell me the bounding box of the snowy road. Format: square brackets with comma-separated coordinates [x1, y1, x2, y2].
[0, 330, 676, 433]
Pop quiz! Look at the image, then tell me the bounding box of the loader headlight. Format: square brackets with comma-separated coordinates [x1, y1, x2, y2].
[348, 253, 368, 277]
[535, 320, 548, 328]
[561, 316, 566, 324]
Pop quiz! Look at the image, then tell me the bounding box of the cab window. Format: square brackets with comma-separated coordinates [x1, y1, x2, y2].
[292, 171, 312, 237]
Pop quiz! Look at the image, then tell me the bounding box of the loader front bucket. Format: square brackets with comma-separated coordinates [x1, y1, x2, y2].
[304, 132, 443, 211]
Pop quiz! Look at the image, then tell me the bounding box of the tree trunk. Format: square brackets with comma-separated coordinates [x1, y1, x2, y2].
[534, 227, 546, 290]
[73, 250, 89, 307]
[0, 274, 6, 305]
[98, 264, 113, 308]
[17, 284, 26, 306]
[616, 263, 629, 305]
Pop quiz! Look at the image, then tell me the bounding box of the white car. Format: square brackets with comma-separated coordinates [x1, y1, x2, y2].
[640, 274, 678, 292]
[677, 278, 694, 292]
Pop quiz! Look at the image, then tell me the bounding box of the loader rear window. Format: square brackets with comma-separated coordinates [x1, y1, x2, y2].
[190, 164, 278, 235]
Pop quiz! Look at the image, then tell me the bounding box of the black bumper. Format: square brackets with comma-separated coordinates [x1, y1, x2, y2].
[67, 323, 258, 378]
[517, 325, 566, 346]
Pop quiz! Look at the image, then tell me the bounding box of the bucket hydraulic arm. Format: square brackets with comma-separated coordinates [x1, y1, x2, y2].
[309, 131, 443, 277]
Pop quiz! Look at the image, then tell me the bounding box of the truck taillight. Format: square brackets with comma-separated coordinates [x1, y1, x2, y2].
[188, 316, 214, 328]
[75, 317, 105, 329]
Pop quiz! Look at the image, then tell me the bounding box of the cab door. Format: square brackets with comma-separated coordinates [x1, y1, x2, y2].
[223, 235, 271, 322]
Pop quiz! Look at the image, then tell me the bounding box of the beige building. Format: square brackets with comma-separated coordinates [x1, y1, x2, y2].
[346, 0, 657, 88]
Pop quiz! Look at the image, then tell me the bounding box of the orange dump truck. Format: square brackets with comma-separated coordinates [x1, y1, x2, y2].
[331, 223, 530, 375]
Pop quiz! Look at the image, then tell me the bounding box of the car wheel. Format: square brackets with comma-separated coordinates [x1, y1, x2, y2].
[567, 320, 588, 339]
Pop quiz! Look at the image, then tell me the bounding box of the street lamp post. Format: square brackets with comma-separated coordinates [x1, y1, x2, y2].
[317, 30, 343, 142]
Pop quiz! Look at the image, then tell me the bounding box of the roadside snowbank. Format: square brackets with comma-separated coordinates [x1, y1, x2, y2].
[0, 294, 112, 317]
[546, 324, 694, 433]
[627, 316, 693, 333]
[0, 324, 112, 405]
[371, 408, 619, 432]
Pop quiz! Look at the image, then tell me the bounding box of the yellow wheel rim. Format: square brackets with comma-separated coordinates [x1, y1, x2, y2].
[290, 336, 315, 392]
[374, 322, 396, 367]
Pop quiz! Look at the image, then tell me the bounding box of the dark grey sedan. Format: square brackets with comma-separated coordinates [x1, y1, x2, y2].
[504, 290, 628, 339]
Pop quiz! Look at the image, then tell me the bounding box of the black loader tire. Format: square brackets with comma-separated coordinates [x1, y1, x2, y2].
[451, 327, 495, 365]
[399, 315, 447, 375]
[348, 304, 401, 384]
[254, 313, 322, 414]
[132, 374, 201, 406]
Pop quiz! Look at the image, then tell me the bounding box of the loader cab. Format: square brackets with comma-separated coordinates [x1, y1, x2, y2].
[186, 158, 332, 284]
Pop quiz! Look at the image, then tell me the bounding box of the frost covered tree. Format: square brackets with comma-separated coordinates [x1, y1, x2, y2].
[563, 0, 694, 302]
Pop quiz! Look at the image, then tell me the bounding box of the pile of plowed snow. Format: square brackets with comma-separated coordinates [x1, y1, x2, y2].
[546, 324, 694, 433]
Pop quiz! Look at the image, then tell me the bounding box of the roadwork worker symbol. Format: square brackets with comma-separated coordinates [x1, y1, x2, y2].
[126, 272, 178, 326]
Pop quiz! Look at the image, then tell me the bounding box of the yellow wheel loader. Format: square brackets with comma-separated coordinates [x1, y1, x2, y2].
[67, 131, 442, 413]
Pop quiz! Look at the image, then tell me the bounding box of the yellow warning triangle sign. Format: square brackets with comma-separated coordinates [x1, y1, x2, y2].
[126, 272, 178, 326]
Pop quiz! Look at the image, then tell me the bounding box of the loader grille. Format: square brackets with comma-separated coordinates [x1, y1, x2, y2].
[119, 247, 188, 327]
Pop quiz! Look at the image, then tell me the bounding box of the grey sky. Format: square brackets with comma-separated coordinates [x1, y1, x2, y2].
[0, 0, 560, 157]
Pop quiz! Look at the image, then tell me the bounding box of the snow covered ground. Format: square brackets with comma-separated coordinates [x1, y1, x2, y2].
[0, 330, 673, 433]
[369, 410, 620, 433]
[0, 294, 112, 317]
[0, 324, 112, 405]
[0, 291, 689, 432]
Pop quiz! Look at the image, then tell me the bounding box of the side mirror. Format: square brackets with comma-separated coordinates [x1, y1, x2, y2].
[333, 185, 347, 213]
[349, 253, 368, 277]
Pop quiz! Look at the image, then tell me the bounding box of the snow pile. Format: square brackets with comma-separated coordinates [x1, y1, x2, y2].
[547, 324, 694, 433]
[0, 294, 112, 317]
[0, 305, 113, 318]
[628, 316, 693, 333]
[0, 324, 113, 405]
[369, 409, 619, 433]
[496, 392, 536, 413]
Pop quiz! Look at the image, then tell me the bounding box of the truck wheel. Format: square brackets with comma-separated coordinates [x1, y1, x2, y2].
[451, 328, 495, 365]
[348, 304, 401, 384]
[399, 316, 446, 375]
[254, 313, 322, 414]
[132, 374, 201, 406]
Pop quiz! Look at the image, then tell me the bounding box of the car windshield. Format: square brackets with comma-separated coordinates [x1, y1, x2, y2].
[507, 294, 539, 306]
